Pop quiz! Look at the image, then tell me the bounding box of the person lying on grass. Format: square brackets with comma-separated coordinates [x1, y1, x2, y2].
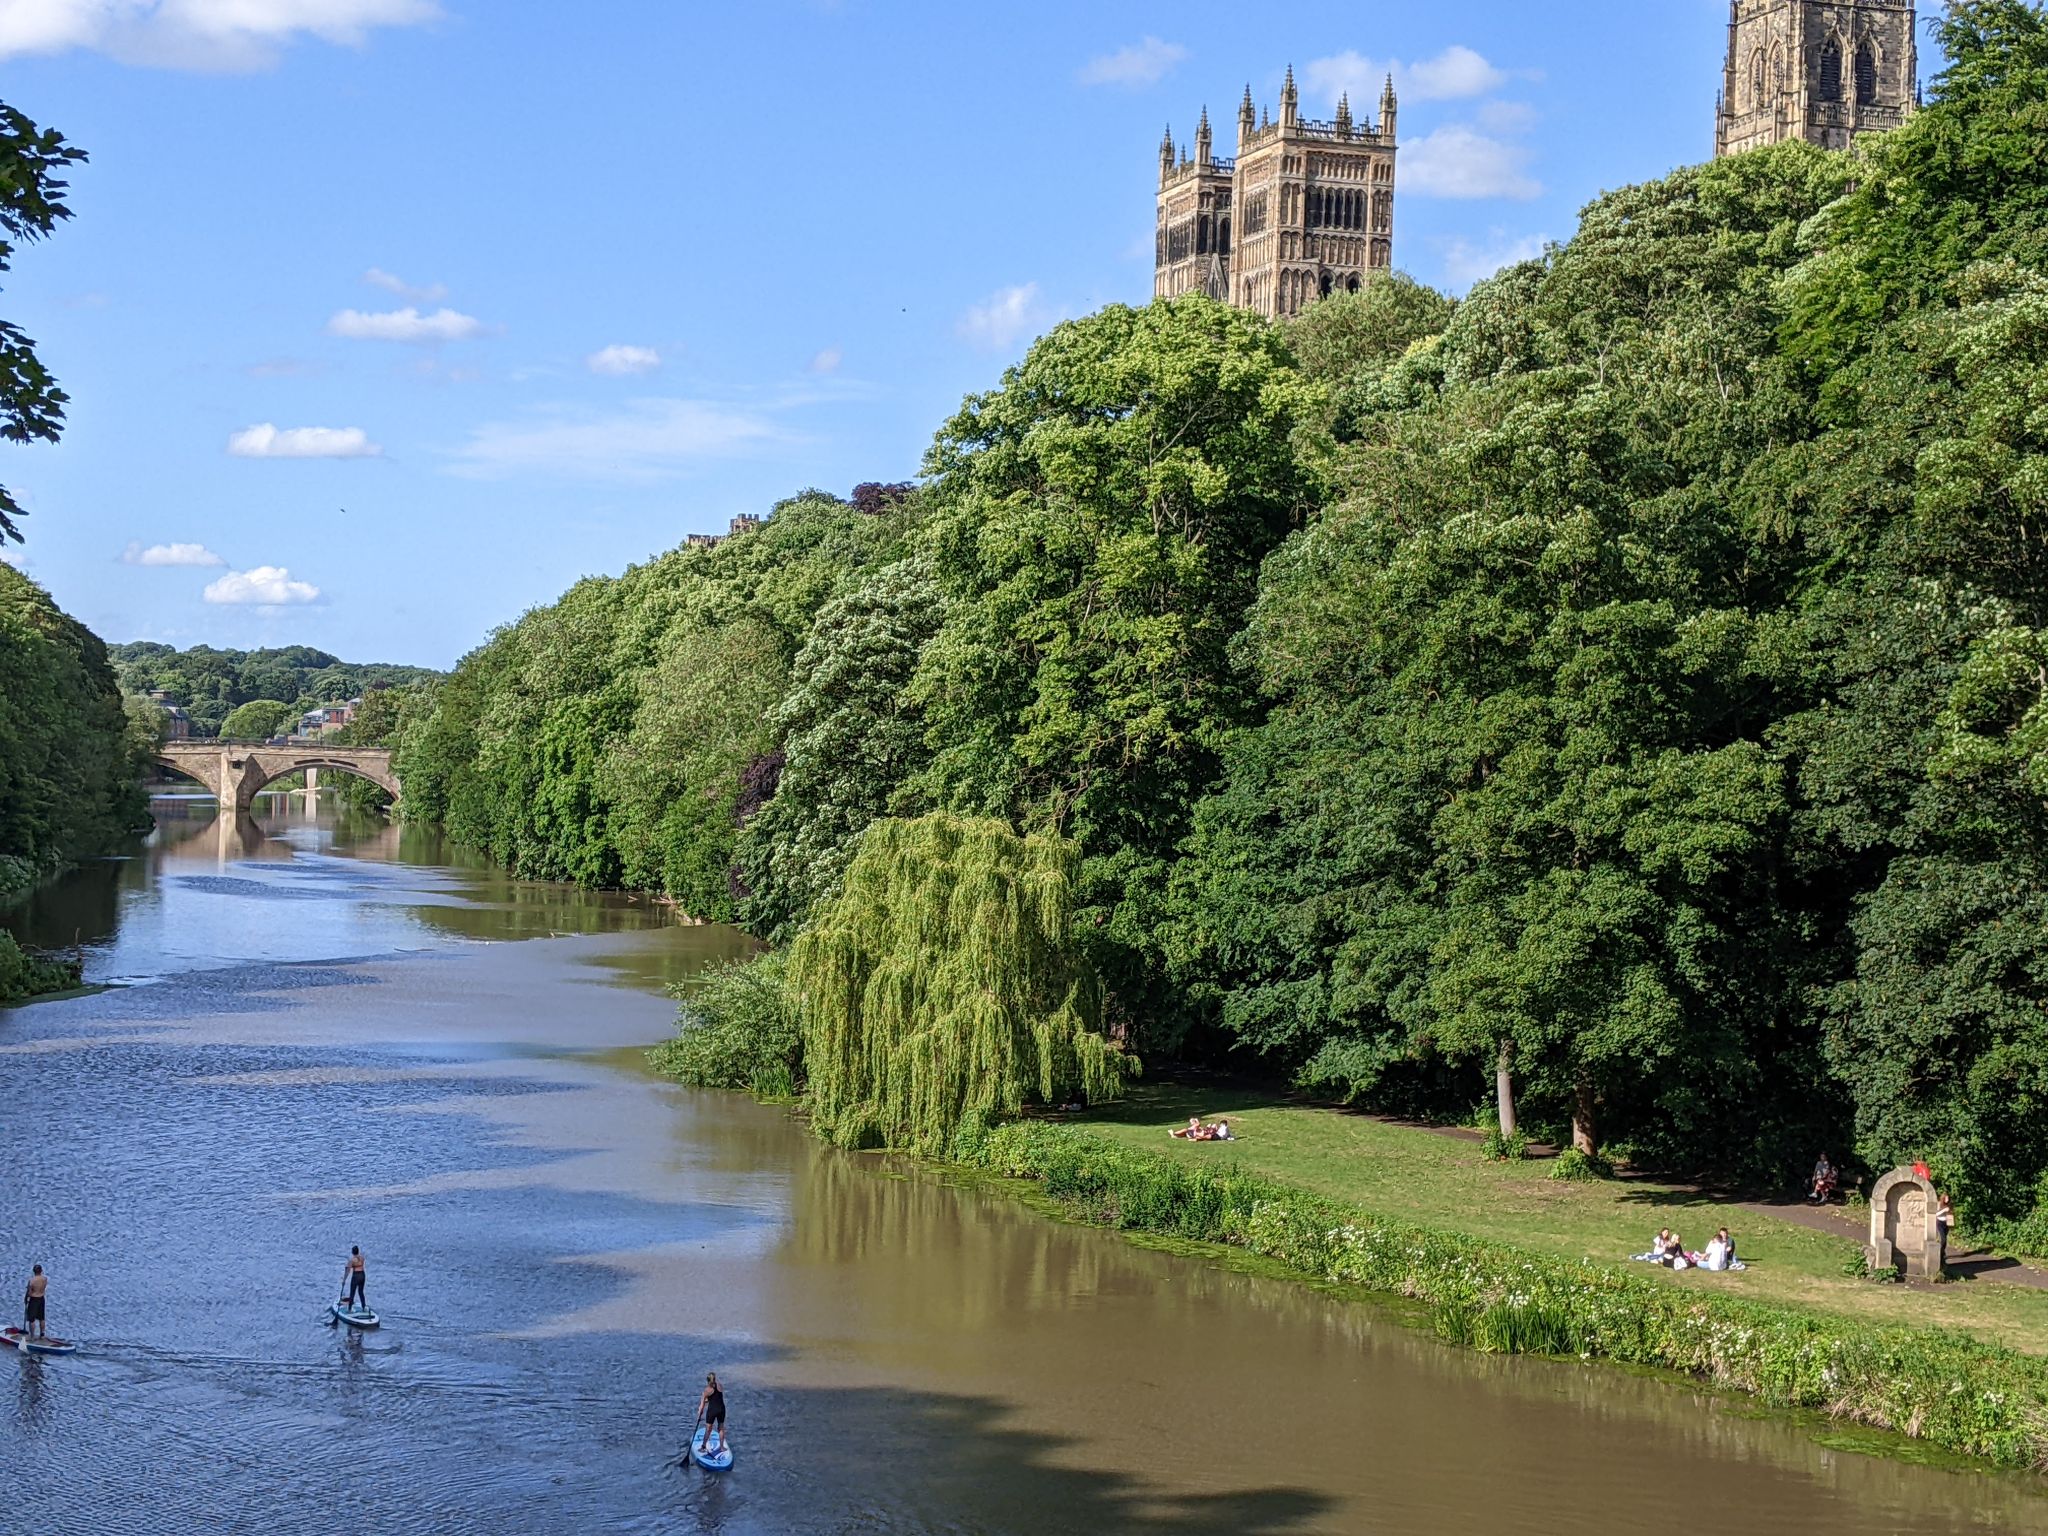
[1167, 1117, 1237, 1143]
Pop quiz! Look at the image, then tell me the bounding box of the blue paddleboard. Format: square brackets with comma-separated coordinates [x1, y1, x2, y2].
[330, 1302, 380, 1329]
[690, 1426, 734, 1471]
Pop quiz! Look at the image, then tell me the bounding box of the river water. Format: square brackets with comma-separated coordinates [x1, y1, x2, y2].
[3, 795, 2045, 1535]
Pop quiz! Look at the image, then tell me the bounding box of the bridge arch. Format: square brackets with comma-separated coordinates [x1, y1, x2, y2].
[152, 742, 400, 815]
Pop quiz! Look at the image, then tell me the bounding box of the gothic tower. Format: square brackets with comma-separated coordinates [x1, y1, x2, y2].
[1156, 65, 1399, 319]
[1716, 1, 1916, 156]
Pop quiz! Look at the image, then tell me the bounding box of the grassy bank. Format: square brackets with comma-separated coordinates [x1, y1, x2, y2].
[1077, 1085, 2048, 1358]
[959, 1116, 2048, 1471]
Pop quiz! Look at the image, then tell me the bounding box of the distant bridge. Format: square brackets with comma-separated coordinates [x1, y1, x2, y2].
[154, 741, 399, 814]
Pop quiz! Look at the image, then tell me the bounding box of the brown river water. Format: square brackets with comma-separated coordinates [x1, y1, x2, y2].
[3, 795, 2045, 1534]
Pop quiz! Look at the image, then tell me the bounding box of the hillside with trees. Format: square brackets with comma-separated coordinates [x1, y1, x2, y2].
[396, 6, 2048, 1240]
[111, 642, 441, 739]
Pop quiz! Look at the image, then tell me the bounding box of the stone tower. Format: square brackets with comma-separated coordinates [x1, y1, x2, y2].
[1716, 1, 1916, 156]
[1156, 66, 1398, 319]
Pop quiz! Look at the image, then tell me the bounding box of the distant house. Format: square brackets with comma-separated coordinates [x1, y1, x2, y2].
[298, 701, 356, 738]
[149, 690, 193, 741]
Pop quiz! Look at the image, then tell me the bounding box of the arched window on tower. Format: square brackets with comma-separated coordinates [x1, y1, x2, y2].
[1856, 39, 1879, 103]
[1750, 49, 1766, 108]
[1819, 35, 1844, 103]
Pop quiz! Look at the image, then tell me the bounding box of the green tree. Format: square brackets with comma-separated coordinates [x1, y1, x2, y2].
[792, 813, 1133, 1152]
[219, 699, 294, 740]
[0, 101, 86, 543]
[0, 563, 149, 903]
[737, 557, 946, 942]
[911, 296, 1321, 1046]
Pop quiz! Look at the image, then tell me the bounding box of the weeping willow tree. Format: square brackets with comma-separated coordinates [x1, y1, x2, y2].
[792, 813, 1135, 1151]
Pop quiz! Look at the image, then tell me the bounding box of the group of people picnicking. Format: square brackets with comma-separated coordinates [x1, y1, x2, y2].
[1633, 1227, 1745, 1272]
[1168, 1116, 1234, 1142]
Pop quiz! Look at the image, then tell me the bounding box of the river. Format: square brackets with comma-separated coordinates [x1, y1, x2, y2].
[2, 794, 2045, 1534]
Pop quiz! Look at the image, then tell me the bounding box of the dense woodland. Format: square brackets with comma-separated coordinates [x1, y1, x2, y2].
[389, 7, 2048, 1231]
[0, 564, 151, 996]
[110, 642, 441, 738]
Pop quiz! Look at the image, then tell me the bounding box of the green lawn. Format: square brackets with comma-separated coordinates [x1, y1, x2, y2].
[1076, 1083, 2048, 1356]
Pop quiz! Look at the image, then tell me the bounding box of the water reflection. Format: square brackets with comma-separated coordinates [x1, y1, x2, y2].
[2, 794, 750, 989]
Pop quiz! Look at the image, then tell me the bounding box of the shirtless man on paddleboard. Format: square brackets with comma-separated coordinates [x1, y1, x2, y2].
[23, 1265, 48, 1339]
[341, 1247, 367, 1312]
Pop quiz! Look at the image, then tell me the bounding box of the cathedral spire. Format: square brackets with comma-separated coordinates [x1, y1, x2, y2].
[1379, 73, 1399, 138]
[1238, 83, 1256, 146]
[1280, 63, 1299, 128]
[1159, 123, 1174, 185]
[1195, 104, 1212, 166]
[1335, 91, 1353, 137]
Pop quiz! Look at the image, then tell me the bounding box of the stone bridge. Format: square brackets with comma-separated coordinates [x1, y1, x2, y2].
[154, 741, 400, 814]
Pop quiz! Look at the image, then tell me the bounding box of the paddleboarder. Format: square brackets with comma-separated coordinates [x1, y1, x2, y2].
[697, 1372, 728, 1458]
[341, 1246, 367, 1313]
[22, 1265, 47, 1340]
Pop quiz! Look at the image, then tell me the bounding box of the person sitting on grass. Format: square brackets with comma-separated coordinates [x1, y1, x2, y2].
[1169, 1116, 1205, 1140]
[1632, 1229, 1682, 1265]
[1210, 1119, 1234, 1142]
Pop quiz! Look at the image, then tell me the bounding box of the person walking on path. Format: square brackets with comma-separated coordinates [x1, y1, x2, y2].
[22, 1265, 48, 1340]
[1936, 1194, 1955, 1276]
[340, 1246, 368, 1312]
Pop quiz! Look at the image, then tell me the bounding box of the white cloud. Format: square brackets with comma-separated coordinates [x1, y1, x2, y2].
[204, 565, 322, 605]
[1305, 45, 1508, 107]
[1403, 126, 1542, 200]
[586, 343, 661, 377]
[447, 399, 781, 483]
[327, 306, 484, 343]
[1078, 36, 1186, 88]
[363, 266, 447, 303]
[123, 541, 225, 567]
[1439, 230, 1551, 291]
[0, 0, 440, 70]
[957, 282, 1051, 352]
[808, 347, 842, 375]
[227, 423, 382, 458]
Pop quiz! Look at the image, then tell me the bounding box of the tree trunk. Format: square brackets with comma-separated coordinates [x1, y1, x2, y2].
[1495, 1040, 1518, 1139]
[1572, 1077, 1598, 1158]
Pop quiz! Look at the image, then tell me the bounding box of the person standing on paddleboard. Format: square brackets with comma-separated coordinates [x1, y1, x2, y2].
[341, 1247, 367, 1312]
[23, 1265, 47, 1339]
[698, 1372, 727, 1455]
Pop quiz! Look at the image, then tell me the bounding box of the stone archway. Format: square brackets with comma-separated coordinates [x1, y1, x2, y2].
[1868, 1167, 1939, 1278]
[154, 743, 400, 816]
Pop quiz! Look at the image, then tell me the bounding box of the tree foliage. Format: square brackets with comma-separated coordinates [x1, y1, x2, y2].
[792, 814, 1133, 1152]
[737, 557, 946, 942]
[112, 642, 440, 739]
[910, 298, 1321, 1045]
[0, 563, 149, 903]
[218, 699, 294, 741]
[0, 100, 86, 544]
[396, 490, 921, 909]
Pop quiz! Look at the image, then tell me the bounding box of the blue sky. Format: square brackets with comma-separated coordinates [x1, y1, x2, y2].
[0, 1, 1941, 667]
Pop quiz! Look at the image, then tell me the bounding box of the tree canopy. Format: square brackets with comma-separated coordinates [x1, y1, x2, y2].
[0, 99, 85, 544]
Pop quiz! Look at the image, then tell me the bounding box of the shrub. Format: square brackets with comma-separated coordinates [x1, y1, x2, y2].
[649, 952, 800, 1098]
[1480, 1127, 1529, 1162]
[966, 1122, 2048, 1469]
[1549, 1147, 1612, 1182]
[0, 933, 78, 1006]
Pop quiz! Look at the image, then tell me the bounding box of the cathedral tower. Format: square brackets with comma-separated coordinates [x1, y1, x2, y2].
[1156, 65, 1399, 319]
[1716, 1, 1916, 156]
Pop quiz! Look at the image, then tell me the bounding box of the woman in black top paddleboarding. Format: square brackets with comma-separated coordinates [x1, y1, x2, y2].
[698, 1372, 727, 1456]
